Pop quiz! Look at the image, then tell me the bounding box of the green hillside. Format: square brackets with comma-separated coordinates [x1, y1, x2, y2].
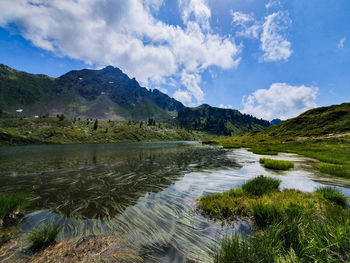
[214, 103, 350, 179]
[257, 103, 350, 138]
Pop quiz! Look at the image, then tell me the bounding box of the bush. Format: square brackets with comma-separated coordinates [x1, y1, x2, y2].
[316, 187, 348, 208]
[260, 158, 294, 170]
[252, 203, 284, 228]
[242, 176, 281, 196]
[28, 222, 62, 250]
[0, 194, 27, 222]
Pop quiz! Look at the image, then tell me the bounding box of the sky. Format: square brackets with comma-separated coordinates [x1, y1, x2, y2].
[0, 0, 349, 120]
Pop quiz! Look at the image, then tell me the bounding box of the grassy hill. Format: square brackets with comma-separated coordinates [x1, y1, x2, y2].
[256, 103, 350, 138]
[213, 103, 350, 179]
[0, 117, 196, 146]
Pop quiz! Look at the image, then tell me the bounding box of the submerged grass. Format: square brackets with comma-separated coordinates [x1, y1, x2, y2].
[259, 158, 294, 170]
[28, 222, 62, 250]
[0, 193, 27, 222]
[198, 176, 350, 263]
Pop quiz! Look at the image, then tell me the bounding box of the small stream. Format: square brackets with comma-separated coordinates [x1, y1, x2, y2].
[0, 142, 349, 262]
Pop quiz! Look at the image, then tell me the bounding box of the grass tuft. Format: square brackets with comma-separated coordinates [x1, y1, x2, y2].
[316, 187, 348, 207]
[252, 203, 284, 229]
[259, 158, 294, 170]
[0, 193, 27, 222]
[242, 176, 281, 196]
[28, 222, 62, 250]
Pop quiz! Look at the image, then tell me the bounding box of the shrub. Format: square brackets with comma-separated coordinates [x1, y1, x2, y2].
[260, 158, 294, 170]
[252, 203, 284, 228]
[242, 176, 281, 196]
[0, 194, 27, 222]
[316, 187, 348, 208]
[28, 222, 62, 250]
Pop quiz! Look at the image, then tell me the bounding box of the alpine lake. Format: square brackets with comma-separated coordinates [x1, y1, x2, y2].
[1, 142, 350, 262]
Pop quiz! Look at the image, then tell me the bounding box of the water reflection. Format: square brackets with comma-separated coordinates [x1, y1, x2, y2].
[1, 144, 350, 262]
[0, 142, 240, 219]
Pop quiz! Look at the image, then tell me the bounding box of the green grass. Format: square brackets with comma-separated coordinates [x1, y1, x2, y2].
[0, 117, 202, 146]
[28, 222, 62, 250]
[241, 176, 281, 196]
[317, 163, 350, 179]
[198, 177, 350, 263]
[0, 193, 27, 222]
[249, 148, 278, 155]
[316, 187, 348, 207]
[214, 135, 350, 178]
[259, 158, 294, 170]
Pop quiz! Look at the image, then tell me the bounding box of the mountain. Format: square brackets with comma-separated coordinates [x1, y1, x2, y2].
[270, 119, 282, 125]
[178, 104, 270, 136]
[0, 64, 184, 121]
[0, 64, 271, 136]
[250, 103, 350, 139]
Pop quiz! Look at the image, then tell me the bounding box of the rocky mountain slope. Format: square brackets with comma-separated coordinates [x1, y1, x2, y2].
[0, 64, 271, 135]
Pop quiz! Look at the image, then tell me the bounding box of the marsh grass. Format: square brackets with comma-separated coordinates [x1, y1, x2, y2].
[28, 222, 62, 250]
[252, 203, 284, 229]
[205, 181, 350, 263]
[241, 176, 281, 196]
[317, 163, 350, 179]
[249, 148, 278, 155]
[316, 187, 348, 207]
[0, 194, 27, 223]
[259, 158, 294, 170]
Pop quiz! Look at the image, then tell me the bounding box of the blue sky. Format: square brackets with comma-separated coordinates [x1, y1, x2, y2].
[0, 0, 349, 120]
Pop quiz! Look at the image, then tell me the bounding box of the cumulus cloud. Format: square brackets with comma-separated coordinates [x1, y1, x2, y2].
[241, 83, 318, 120]
[180, 0, 211, 31]
[261, 11, 292, 62]
[0, 0, 241, 105]
[231, 8, 292, 62]
[219, 104, 233, 109]
[173, 90, 193, 105]
[338, 37, 346, 49]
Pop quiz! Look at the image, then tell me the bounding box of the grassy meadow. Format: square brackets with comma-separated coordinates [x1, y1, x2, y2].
[213, 134, 350, 179]
[0, 117, 199, 146]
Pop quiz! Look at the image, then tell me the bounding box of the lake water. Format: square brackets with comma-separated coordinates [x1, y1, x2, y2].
[1, 142, 349, 262]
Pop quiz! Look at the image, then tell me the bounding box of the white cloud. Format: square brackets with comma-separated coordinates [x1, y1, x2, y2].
[231, 11, 260, 39]
[180, 0, 211, 31]
[265, 0, 281, 9]
[241, 83, 318, 120]
[0, 0, 241, 105]
[260, 11, 292, 62]
[173, 90, 193, 105]
[219, 104, 233, 109]
[338, 37, 346, 49]
[230, 9, 292, 62]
